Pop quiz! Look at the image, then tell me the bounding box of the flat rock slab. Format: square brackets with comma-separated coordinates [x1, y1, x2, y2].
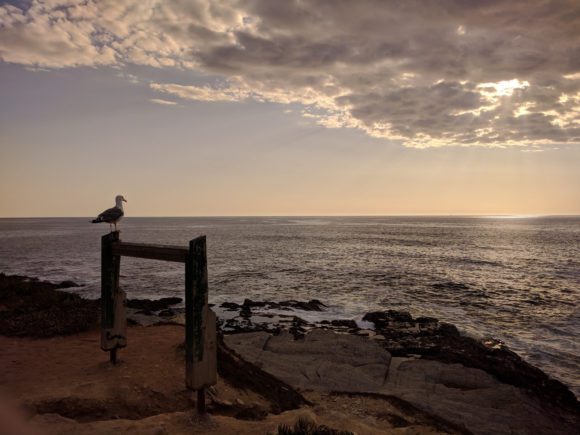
[384, 358, 579, 435]
[225, 329, 392, 393]
[226, 330, 579, 435]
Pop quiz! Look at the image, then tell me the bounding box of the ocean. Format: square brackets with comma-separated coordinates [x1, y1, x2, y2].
[0, 216, 578, 396]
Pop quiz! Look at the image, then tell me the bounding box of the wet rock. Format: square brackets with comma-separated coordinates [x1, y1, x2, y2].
[158, 309, 175, 318]
[330, 319, 358, 329]
[438, 322, 460, 337]
[242, 299, 267, 308]
[220, 316, 281, 335]
[239, 305, 252, 319]
[277, 299, 326, 311]
[220, 302, 241, 311]
[291, 299, 327, 311]
[240, 298, 327, 312]
[356, 329, 376, 337]
[363, 310, 413, 329]
[288, 326, 306, 340]
[126, 297, 182, 312]
[291, 316, 309, 326]
[415, 316, 438, 324]
[56, 280, 82, 289]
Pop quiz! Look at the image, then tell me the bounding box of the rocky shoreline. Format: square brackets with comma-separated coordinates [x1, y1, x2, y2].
[1, 273, 579, 434]
[122, 294, 579, 415]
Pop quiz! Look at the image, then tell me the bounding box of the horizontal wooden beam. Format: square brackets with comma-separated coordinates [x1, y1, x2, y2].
[112, 241, 189, 263]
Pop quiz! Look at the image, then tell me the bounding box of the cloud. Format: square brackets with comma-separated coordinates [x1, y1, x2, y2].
[2, 0, 580, 148]
[150, 83, 251, 102]
[150, 98, 178, 105]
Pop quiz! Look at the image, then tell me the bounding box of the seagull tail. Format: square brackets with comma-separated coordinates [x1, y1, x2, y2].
[91, 218, 102, 223]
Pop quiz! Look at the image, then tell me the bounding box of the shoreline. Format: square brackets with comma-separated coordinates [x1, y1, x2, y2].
[1, 273, 578, 434]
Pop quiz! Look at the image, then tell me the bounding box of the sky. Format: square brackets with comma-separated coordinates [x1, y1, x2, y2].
[1, 0, 579, 217]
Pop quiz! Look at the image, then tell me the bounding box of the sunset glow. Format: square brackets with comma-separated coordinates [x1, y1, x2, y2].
[1, 0, 579, 217]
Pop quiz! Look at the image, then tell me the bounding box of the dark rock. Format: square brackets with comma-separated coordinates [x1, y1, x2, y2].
[360, 308, 579, 413]
[278, 299, 326, 311]
[421, 334, 580, 413]
[388, 310, 413, 322]
[294, 299, 327, 311]
[288, 326, 306, 340]
[220, 302, 241, 311]
[158, 309, 175, 317]
[363, 310, 413, 328]
[416, 316, 438, 324]
[291, 316, 309, 326]
[56, 280, 82, 289]
[239, 305, 252, 319]
[126, 297, 182, 312]
[438, 322, 460, 337]
[221, 317, 281, 336]
[330, 319, 358, 329]
[0, 274, 98, 338]
[242, 299, 266, 308]
[222, 298, 328, 314]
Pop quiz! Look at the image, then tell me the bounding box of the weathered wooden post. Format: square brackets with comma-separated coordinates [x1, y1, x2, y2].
[100, 231, 127, 363]
[99, 232, 216, 414]
[185, 236, 217, 414]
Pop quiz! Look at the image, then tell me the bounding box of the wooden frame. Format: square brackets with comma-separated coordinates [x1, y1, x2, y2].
[100, 231, 217, 413]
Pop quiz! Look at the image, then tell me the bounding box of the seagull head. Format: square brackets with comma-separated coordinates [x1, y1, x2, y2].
[115, 195, 127, 207]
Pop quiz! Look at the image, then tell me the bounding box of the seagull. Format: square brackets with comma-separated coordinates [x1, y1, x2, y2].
[92, 195, 127, 232]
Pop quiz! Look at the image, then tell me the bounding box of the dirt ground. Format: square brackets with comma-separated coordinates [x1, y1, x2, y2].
[0, 324, 457, 434]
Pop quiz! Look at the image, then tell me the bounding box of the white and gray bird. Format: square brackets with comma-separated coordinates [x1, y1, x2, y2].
[92, 195, 127, 232]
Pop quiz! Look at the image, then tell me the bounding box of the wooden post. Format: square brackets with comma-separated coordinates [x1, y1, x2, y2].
[185, 236, 217, 413]
[197, 389, 206, 414]
[101, 231, 127, 362]
[98, 233, 216, 408]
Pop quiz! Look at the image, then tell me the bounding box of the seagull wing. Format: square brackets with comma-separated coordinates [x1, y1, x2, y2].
[95, 207, 124, 223]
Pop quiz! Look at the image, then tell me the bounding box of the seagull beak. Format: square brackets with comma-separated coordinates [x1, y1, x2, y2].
[123, 198, 127, 202]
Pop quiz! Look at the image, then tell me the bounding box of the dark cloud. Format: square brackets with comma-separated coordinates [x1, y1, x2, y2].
[1, 0, 579, 147]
